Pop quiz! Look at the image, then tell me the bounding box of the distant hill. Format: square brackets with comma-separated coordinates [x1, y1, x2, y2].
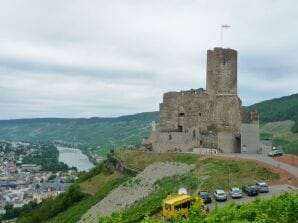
[0, 112, 159, 153]
[246, 93, 298, 133]
[0, 93, 297, 154]
[245, 93, 298, 154]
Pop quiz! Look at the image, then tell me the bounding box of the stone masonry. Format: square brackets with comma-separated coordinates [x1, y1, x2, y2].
[144, 47, 259, 153]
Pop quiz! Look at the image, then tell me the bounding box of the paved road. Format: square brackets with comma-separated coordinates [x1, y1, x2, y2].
[207, 184, 297, 210]
[212, 153, 298, 177]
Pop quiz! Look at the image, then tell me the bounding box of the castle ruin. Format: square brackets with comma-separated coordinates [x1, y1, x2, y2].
[144, 47, 260, 153]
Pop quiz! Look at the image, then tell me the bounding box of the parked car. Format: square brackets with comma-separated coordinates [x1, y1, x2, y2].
[242, 185, 259, 196]
[268, 149, 283, 157]
[214, 189, 227, 201]
[198, 191, 212, 204]
[229, 187, 242, 198]
[255, 182, 269, 193]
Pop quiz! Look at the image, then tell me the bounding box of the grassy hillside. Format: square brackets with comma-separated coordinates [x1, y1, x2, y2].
[43, 151, 279, 223]
[98, 151, 279, 223]
[246, 93, 298, 132]
[0, 112, 159, 154]
[260, 120, 298, 154]
[245, 94, 298, 153]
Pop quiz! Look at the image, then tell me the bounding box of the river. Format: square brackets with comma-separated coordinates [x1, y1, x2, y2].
[57, 146, 94, 172]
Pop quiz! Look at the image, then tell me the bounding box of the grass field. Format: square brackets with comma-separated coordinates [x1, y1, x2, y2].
[116, 150, 198, 170]
[50, 175, 128, 223]
[260, 120, 298, 154]
[117, 151, 279, 192]
[80, 172, 124, 195]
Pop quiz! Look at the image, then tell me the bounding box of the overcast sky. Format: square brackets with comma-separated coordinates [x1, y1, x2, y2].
[0, 0, 297, 119]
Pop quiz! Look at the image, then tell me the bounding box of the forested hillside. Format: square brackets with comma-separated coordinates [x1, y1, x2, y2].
[0, 112, 159, 153]
[246, 93, 298, 133]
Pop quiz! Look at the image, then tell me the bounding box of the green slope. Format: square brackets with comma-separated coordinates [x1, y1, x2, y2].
[260, 120, 298, 154]
[245, 93, 298, 153]
[246, 93, 298, 132]
[0, 112, 159, 153]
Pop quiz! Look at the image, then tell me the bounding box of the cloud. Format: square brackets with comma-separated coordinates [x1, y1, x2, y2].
[0, 0, 297, 119]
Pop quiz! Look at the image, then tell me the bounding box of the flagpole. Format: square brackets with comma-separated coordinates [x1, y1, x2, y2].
[221, 26, 223, 48]
[220, 24, 230, 48]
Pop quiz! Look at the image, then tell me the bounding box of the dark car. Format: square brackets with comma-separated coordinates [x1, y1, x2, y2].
[242, 185, 259, 196]
[198, 191, 212, 204]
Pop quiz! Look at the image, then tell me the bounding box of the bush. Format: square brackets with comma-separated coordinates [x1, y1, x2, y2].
[17, 184, 88, 223]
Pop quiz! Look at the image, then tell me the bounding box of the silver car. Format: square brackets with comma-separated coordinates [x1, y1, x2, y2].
[229, 187, 242, 198]
[255, 182, 269, 193]
[214, 189, 227, 201]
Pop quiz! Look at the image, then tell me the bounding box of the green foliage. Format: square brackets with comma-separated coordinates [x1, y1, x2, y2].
[0, 112, 159, 154]
[22, 144, 69, 171]
[50, 176, 127, 223]
[246, 94, 298, 153]
[203, 192, 298, 223]
[20, 151, 280, 223]
[77, 162, 104, 182]
[260, 132, 273, 140]
[199, 158, 279, 191]
[0, 204, 22, 220]
[99, 173, 198, 223]
[101, 192, 298, 223]
[17, 184, 87, 223]
[292, 121, 298, 133]
[246, 93, 298, 133]
[172, 153, 198, 164]
[260, 121, 298, 155]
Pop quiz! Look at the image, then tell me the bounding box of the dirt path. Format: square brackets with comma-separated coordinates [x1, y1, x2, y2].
[78, 162, 194, 223]
[274, 154, 298, 167]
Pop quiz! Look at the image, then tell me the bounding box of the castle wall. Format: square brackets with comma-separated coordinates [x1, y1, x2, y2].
[218, 132, 240, 153]
[148, 47, 259, 154]
[159, 89, 212, 133]
[240, 123, 260, 154]
[214, 95, 242, 132]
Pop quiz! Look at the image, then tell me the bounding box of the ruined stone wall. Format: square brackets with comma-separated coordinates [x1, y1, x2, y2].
[159, 89, 213, 134]
[214, 95, 242, 132]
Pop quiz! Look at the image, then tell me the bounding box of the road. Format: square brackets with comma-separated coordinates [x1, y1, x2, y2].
[212, 153, 298, 177]
[207, 184, 297, 210]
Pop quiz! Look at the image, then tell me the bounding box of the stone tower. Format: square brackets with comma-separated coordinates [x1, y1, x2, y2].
[206, 48, 237, 97]
[142, 47, 259, 154]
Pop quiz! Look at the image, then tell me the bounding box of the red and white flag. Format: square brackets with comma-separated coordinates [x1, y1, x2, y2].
[221, 24, 230, 29]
